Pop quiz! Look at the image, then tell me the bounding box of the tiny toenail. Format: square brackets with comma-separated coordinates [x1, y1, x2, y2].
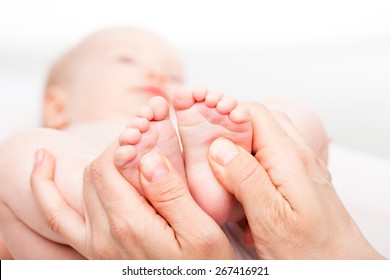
[209, 138, 239, 165]
[140, 152, 169, 182]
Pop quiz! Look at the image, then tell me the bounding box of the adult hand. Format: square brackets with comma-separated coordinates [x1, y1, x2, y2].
[30, 144, 234, 259]
[208, 103, 384, 259]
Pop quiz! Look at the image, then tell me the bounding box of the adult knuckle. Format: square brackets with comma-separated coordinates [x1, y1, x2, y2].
[110, 219, 128, 241]
[253, 196, 296, 243]
[44, 212, 61, 234]
[233, 159, 262, 195]
[191, 226, 221, 249]
[296, 146, 328, 177]
[153, 181, 187, 205]
[85, 159, 105, 183]
[294, 147, 312, 170]
[109, 214, 140, 245]
[200, 232, 230, 259]
[204, 232, 223, 248]
[92, 237, 110, 259]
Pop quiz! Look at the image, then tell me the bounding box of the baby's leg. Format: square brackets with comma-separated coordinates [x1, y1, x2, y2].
[114, 96, 185, 192]
[0, 128, 96, 259]
[173, 87, 252, 225]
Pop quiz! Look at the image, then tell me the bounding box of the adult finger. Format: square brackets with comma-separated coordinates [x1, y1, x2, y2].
[246, 103, 294, 154]
[247, 104, 319, 208]
[270, 110, 308, 148]
[248, 104, 305, 181]
[30, 149, 86, 253]
[83, 147, 184, 259]
[139, 152, 233, 259]
[83, 144, 152, 228]
[208, 138, 292, 227]
[139, 152, 221, 233]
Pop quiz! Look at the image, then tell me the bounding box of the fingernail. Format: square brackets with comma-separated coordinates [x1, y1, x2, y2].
[209, 138, 239, 165]
[33, 149, 44, 166]
[140, 152, 169, 182]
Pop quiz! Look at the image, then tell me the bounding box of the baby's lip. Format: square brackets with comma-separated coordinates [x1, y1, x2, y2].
[131, 86, 167, 99]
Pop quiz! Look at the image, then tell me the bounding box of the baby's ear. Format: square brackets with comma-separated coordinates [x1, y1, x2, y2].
[42, 86, 70, 129]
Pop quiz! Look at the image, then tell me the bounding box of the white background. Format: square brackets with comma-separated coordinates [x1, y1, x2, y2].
[2, 260, 390, 279]
[1, 0, 390, 158]
[0, 0, 390, 258]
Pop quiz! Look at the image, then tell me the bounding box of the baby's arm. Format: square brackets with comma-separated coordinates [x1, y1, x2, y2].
[0, 128, 95, 259]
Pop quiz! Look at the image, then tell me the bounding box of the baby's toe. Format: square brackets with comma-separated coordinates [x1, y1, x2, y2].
[136, 105, 154, 121]
[192, 87, 208, 102]
[173, 87, 195, 110]
[118, 128, 142, 146]
[126, 117, 150, 133]
[148, 96, 170, 121]
[205, 91, 223, 108]
[216, 96, 238, 115]
[114, 145, 137, 168]
[229, 106, 250, 124]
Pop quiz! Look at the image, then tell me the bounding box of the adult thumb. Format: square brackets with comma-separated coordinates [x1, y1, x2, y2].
[139, 152, 222, 238]
[208, 138, 289, 225]
[30, 149, 86, 252]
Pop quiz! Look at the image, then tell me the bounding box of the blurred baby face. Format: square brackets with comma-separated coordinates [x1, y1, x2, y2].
[60, 28, 184, 124]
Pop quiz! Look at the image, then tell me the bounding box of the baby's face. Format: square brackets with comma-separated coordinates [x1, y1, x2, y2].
[60, 29, 184, 124]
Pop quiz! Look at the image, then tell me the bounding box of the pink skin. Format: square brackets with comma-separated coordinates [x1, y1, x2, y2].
[173, 87, 253, 225]
[114, 96, 185, 193]
[41, 28, 185, 152]
[113, 88, 252, 226]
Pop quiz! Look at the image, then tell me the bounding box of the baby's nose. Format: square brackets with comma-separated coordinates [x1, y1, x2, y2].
[146, 68, 167, 84]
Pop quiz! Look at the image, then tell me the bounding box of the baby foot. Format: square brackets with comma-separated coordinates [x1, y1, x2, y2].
[173, 87, 252, 225]
[114, 96, 185, 193]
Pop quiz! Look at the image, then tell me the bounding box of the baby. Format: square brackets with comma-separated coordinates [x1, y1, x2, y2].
[0, 27, 328, 259]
